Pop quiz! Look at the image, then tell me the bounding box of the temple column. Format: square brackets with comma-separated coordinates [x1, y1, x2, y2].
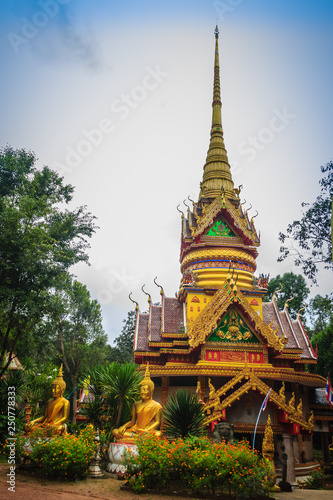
[321, 432, 331, 464]
[282, 433, 295, 485]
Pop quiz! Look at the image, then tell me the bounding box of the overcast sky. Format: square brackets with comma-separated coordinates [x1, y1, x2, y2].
[1, 0, 332, 343]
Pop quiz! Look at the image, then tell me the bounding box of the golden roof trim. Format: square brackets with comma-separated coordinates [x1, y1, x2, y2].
[188, 281, 284, 352]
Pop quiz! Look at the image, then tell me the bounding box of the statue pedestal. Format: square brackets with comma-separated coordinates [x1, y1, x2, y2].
[107, 441, 138, 474]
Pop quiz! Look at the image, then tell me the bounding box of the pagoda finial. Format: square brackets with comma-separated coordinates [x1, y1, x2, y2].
[199, 27, 235, 202]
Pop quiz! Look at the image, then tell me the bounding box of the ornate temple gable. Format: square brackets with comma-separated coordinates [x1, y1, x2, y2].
[185, 194, 260, 247]
[188, 281, 285, 352]
[207, 307, 261, 345]
[203, 370, 314, 432]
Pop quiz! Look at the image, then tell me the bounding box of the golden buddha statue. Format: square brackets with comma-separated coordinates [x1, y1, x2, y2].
[112, 365, 162, 441]
[25, 364, 70, 434]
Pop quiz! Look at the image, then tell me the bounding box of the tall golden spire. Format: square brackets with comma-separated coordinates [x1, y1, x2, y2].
[199, 26, 235, 201]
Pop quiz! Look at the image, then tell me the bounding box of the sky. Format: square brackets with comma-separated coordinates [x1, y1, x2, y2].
[0, 0, 332, 343]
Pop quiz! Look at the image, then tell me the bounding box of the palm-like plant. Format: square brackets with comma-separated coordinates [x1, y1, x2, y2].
[163, 389, 207, 439]
[94, 362, 143, 428]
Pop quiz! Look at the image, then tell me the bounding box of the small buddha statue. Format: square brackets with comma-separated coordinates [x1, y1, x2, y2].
[112, 365, 162, 441]
[24, 364, 70, 434]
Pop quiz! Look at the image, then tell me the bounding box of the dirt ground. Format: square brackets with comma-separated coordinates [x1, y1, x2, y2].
[1, 462, 333, 500]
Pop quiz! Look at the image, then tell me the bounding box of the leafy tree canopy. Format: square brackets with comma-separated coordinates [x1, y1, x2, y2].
[305, 293, 333, 339]
[0, 146, 97, 377]
[309, 319, 333, 379]
[263, 272, 309, 320]
[278, 161, 333, 283]
[108, 309, 136, 363]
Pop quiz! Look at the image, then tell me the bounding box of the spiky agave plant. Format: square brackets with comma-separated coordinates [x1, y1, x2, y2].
[162, 389, 207, 439]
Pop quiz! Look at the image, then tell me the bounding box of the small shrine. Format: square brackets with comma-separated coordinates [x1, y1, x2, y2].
[132, 27, 332, 484]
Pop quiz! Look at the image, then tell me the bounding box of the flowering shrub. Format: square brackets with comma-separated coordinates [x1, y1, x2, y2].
[31, 424, 96, 479]
[306, 467, 326, 489]
[124, 434, 272, 497]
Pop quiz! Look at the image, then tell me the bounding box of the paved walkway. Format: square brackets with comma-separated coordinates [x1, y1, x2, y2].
[1, 479, 333, 500]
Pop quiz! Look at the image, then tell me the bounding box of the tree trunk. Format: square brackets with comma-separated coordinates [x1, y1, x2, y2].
[116, 397, 124, 428]
[72, 389, 77, 424]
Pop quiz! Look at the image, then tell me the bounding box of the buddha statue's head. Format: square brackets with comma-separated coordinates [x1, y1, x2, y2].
[51, 364, 66, 397]
[140, 364, 154, 399]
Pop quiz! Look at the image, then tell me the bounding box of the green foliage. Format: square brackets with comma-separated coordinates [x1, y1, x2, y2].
[0, 146, 97, 377]
[263, 272, 309, 320]
[78, 362, 143, 437]
[31, 424, 95, 479]
[162, 389, 207, 439]
[306, 293, 333, 338]
[306, 467, 326, 489]
[78, 395, 108, 431]
[0, 369, 27, 443]
[108, 310, 136, 363]
[309, 318, 333, 378]
[278, 161, 333, 284]
[124, 434, 271, 496]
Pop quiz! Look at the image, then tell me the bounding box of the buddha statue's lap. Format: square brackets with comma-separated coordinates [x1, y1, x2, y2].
[112, 365, 162, 442]
[24, 364, 70, 435]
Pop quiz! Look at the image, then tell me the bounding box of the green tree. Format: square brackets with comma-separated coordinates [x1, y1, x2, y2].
[44, 277, 108, 422]
[309, 319, 333, 378]
[108, 310, 136, 363]
[162, 389, 207, 439]
[263, 272, 310, 320]
[278, 161, 333, 283]
[0, 146, 97, 377]
[306, 293, 333, 339]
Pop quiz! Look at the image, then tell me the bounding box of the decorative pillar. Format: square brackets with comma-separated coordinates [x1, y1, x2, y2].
[321, 433, 331, 464]
[282, 433, 295, 485]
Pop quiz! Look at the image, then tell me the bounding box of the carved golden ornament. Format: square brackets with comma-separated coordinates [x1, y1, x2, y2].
[296, 399, 303, 418]
[262, 415, 274, 460]
[273, 284, 283, 301]
[192, 194, 260, 245]
[187, 282, 284, 352]
[216, 309, 252, 341]
[203, 369, 315, 431]
[288, 392, 296, 412]
[181, 247, 257, 271]
[285, 293, 295, 309]
[279, 382, 286, 402]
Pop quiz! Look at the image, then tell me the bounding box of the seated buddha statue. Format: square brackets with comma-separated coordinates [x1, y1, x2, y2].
[112, 365, 162, 441]
[24, 364, 70, 434]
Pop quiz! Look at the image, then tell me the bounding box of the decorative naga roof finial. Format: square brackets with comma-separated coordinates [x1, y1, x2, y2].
[154, 276, 164, 295]
[129, 292, 139, 311]
[285, 293, 295, 309]
[298, 304, 307, 316]
[199, 25, 235, 201]
[273, 284, 283, 302]
[141, 284, 151, 303]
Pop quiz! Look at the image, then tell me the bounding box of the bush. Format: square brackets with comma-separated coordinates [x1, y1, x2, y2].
[31, 424, 96, 479]
[162, 389, 207, 439]
[306, 467, 326, 489]
[124, 434, 271, 497]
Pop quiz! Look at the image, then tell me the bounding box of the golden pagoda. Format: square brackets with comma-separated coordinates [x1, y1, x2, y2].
[133, 27, 331, 483]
